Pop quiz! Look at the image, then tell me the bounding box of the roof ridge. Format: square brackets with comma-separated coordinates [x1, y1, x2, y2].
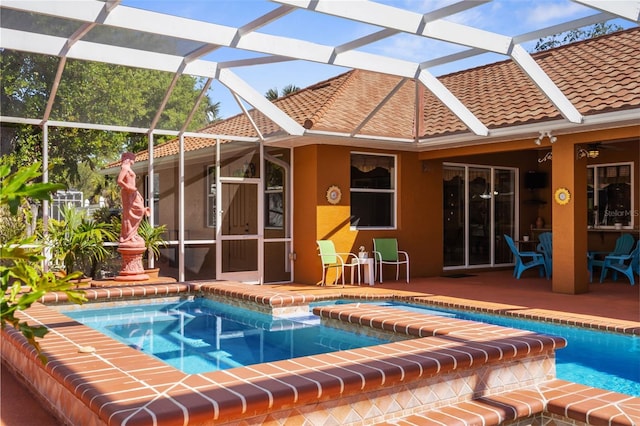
[192, 70, 357, 134]
[301, 69, 359, 129]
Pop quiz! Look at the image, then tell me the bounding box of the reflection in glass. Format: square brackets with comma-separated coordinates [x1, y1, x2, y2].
[494, 169, 515, 264]
[588, 163, 632, 227]
[468, 168, 491, 266]
[350, 153, 395, 227]
[220, 141, 260, 178]
[443, 165, 516, 268]
[265, 161, 284, 228]
[443, 166, 465, 267]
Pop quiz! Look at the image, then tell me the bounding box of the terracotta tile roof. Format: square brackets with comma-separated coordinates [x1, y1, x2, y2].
[132, 27, 640, 161]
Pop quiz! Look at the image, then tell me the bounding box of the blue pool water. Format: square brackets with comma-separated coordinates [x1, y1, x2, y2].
[64, 299, 387, 374]
[312, 300, 640, 397]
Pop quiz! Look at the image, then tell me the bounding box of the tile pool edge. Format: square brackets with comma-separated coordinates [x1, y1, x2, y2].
[8, 281, 637, 425]
[398, 295, 640, 335]
[4, 296, 565, 425]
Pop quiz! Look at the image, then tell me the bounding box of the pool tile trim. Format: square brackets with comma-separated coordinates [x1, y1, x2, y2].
[4, 281, 635, 426]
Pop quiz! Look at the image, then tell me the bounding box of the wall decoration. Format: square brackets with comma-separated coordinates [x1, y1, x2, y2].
[326, 185, 342, 205]
[554, 187, 571, 205]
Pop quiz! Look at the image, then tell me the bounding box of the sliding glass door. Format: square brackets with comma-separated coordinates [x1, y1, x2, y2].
[443, 164, 516, 268]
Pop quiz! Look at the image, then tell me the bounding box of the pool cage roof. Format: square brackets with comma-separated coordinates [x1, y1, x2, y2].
[1, 0, 640, 149]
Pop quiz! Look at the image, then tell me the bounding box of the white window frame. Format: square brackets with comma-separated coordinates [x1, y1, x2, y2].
[206, 165, 216, 228]
[350, 152, 397, 230]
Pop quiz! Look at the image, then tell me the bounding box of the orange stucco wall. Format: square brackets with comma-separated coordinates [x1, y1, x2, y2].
[294, 126, 638, 290]
[417, 126, 639, 294]
[293, 143, 442, 285]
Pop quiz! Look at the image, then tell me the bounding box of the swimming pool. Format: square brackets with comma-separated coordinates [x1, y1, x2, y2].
[64, 298, 388, 374]
[313, 300, 640, 397]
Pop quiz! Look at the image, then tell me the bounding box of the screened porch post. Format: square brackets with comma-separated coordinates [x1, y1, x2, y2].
[178, 134, 185, 282]
[42, 122, 50, 272]
[147, 132, 155, 269]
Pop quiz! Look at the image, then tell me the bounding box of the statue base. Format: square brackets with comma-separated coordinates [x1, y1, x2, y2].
[115, 246, 149, 281]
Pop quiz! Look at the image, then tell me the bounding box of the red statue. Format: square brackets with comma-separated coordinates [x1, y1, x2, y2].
[117, 152, 149, 248]
[115, 152, 150, 281]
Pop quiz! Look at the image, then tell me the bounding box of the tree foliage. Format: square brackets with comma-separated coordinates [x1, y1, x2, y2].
[1, 50, 221, 185]
[533, 22, 623, 52]
[265, 84, 300, 100]
[0, 162, 87, 363]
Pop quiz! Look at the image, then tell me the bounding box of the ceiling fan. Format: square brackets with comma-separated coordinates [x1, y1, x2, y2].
[577, 142, 623, 159]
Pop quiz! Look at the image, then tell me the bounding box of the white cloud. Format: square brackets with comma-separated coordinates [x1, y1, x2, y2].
[525, 1, 586, 24]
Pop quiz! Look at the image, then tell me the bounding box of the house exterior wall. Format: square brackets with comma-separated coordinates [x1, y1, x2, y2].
[418, 126, 639, 294]
[292, 142, 442, 285]
[138, 126, 637, 288]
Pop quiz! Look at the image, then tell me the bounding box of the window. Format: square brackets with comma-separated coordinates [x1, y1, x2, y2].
[207, 166, 216, 228]
[588, 162, 633, 227]
[350, 153, 396, 228]
[265, 161, 284, 228]
[143, 174, 159, 225]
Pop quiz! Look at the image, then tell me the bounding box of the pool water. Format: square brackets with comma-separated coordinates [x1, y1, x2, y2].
[64, 298, 387, 374]
[313, 300, 640, 397]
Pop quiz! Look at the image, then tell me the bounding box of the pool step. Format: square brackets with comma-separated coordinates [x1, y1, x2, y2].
[375, 387, 546, 425]
[375, 379, 640, 426]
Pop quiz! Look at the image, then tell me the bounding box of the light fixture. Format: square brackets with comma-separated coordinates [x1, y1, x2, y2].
[534, 130, 557, 145]
[576, 145, 600, 159]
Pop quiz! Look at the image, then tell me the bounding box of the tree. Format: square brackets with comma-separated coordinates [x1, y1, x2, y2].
[0, 162, 86, 363]
[1, 51, 221, 185]
[533, 22, 623, 52]
[265, 84, 300, 100]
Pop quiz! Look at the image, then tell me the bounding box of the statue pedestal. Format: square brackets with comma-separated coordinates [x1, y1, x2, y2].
[115, 246, 149, 281]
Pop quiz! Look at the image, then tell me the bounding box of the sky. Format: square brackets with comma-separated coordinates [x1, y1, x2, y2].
[123, 0, 637, 119]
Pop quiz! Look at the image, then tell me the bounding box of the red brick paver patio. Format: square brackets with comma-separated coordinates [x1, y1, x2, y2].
[1, 271, 638, 425]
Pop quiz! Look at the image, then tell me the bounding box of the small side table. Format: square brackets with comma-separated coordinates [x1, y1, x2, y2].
[515, 240, 539, 251]
[351, 258, 375, 286]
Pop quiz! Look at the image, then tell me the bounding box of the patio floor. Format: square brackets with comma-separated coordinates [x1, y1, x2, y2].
[1, 270, 638, 426]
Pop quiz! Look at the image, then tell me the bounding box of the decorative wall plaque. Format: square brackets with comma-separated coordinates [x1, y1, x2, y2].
[326, 185, 342, 205]
[554, 187, 571, 205]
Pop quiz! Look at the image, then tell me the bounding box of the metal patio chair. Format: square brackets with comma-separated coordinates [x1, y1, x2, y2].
[316, 240, 359, 287]
[372, 238, 409, 283]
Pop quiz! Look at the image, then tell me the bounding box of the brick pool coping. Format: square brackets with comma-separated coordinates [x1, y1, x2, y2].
[1, 281, 638, 425]
[36, 282, 640, 335]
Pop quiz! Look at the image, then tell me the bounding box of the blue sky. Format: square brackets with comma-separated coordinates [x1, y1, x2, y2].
[123, 0, 636, 119]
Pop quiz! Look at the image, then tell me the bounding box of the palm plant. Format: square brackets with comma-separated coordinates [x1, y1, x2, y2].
[47, 205, 117, 278]
[109, 216, 168, 268]
[137, 218, 168, 268]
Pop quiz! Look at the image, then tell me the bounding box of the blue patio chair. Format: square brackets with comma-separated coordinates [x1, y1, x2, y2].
[372, 238, 409, 283]
[536, 232, 552, 277]
[588, 233, 635, 282]
[316, 240, 359, 287]
[503, 234, 548, 279]
[599, 240, 639, 285]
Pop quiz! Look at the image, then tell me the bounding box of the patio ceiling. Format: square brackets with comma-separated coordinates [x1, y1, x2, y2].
[1, 0, 639, 149]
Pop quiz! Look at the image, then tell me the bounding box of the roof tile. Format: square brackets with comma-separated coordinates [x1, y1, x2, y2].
[131, 27, 640, 161]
